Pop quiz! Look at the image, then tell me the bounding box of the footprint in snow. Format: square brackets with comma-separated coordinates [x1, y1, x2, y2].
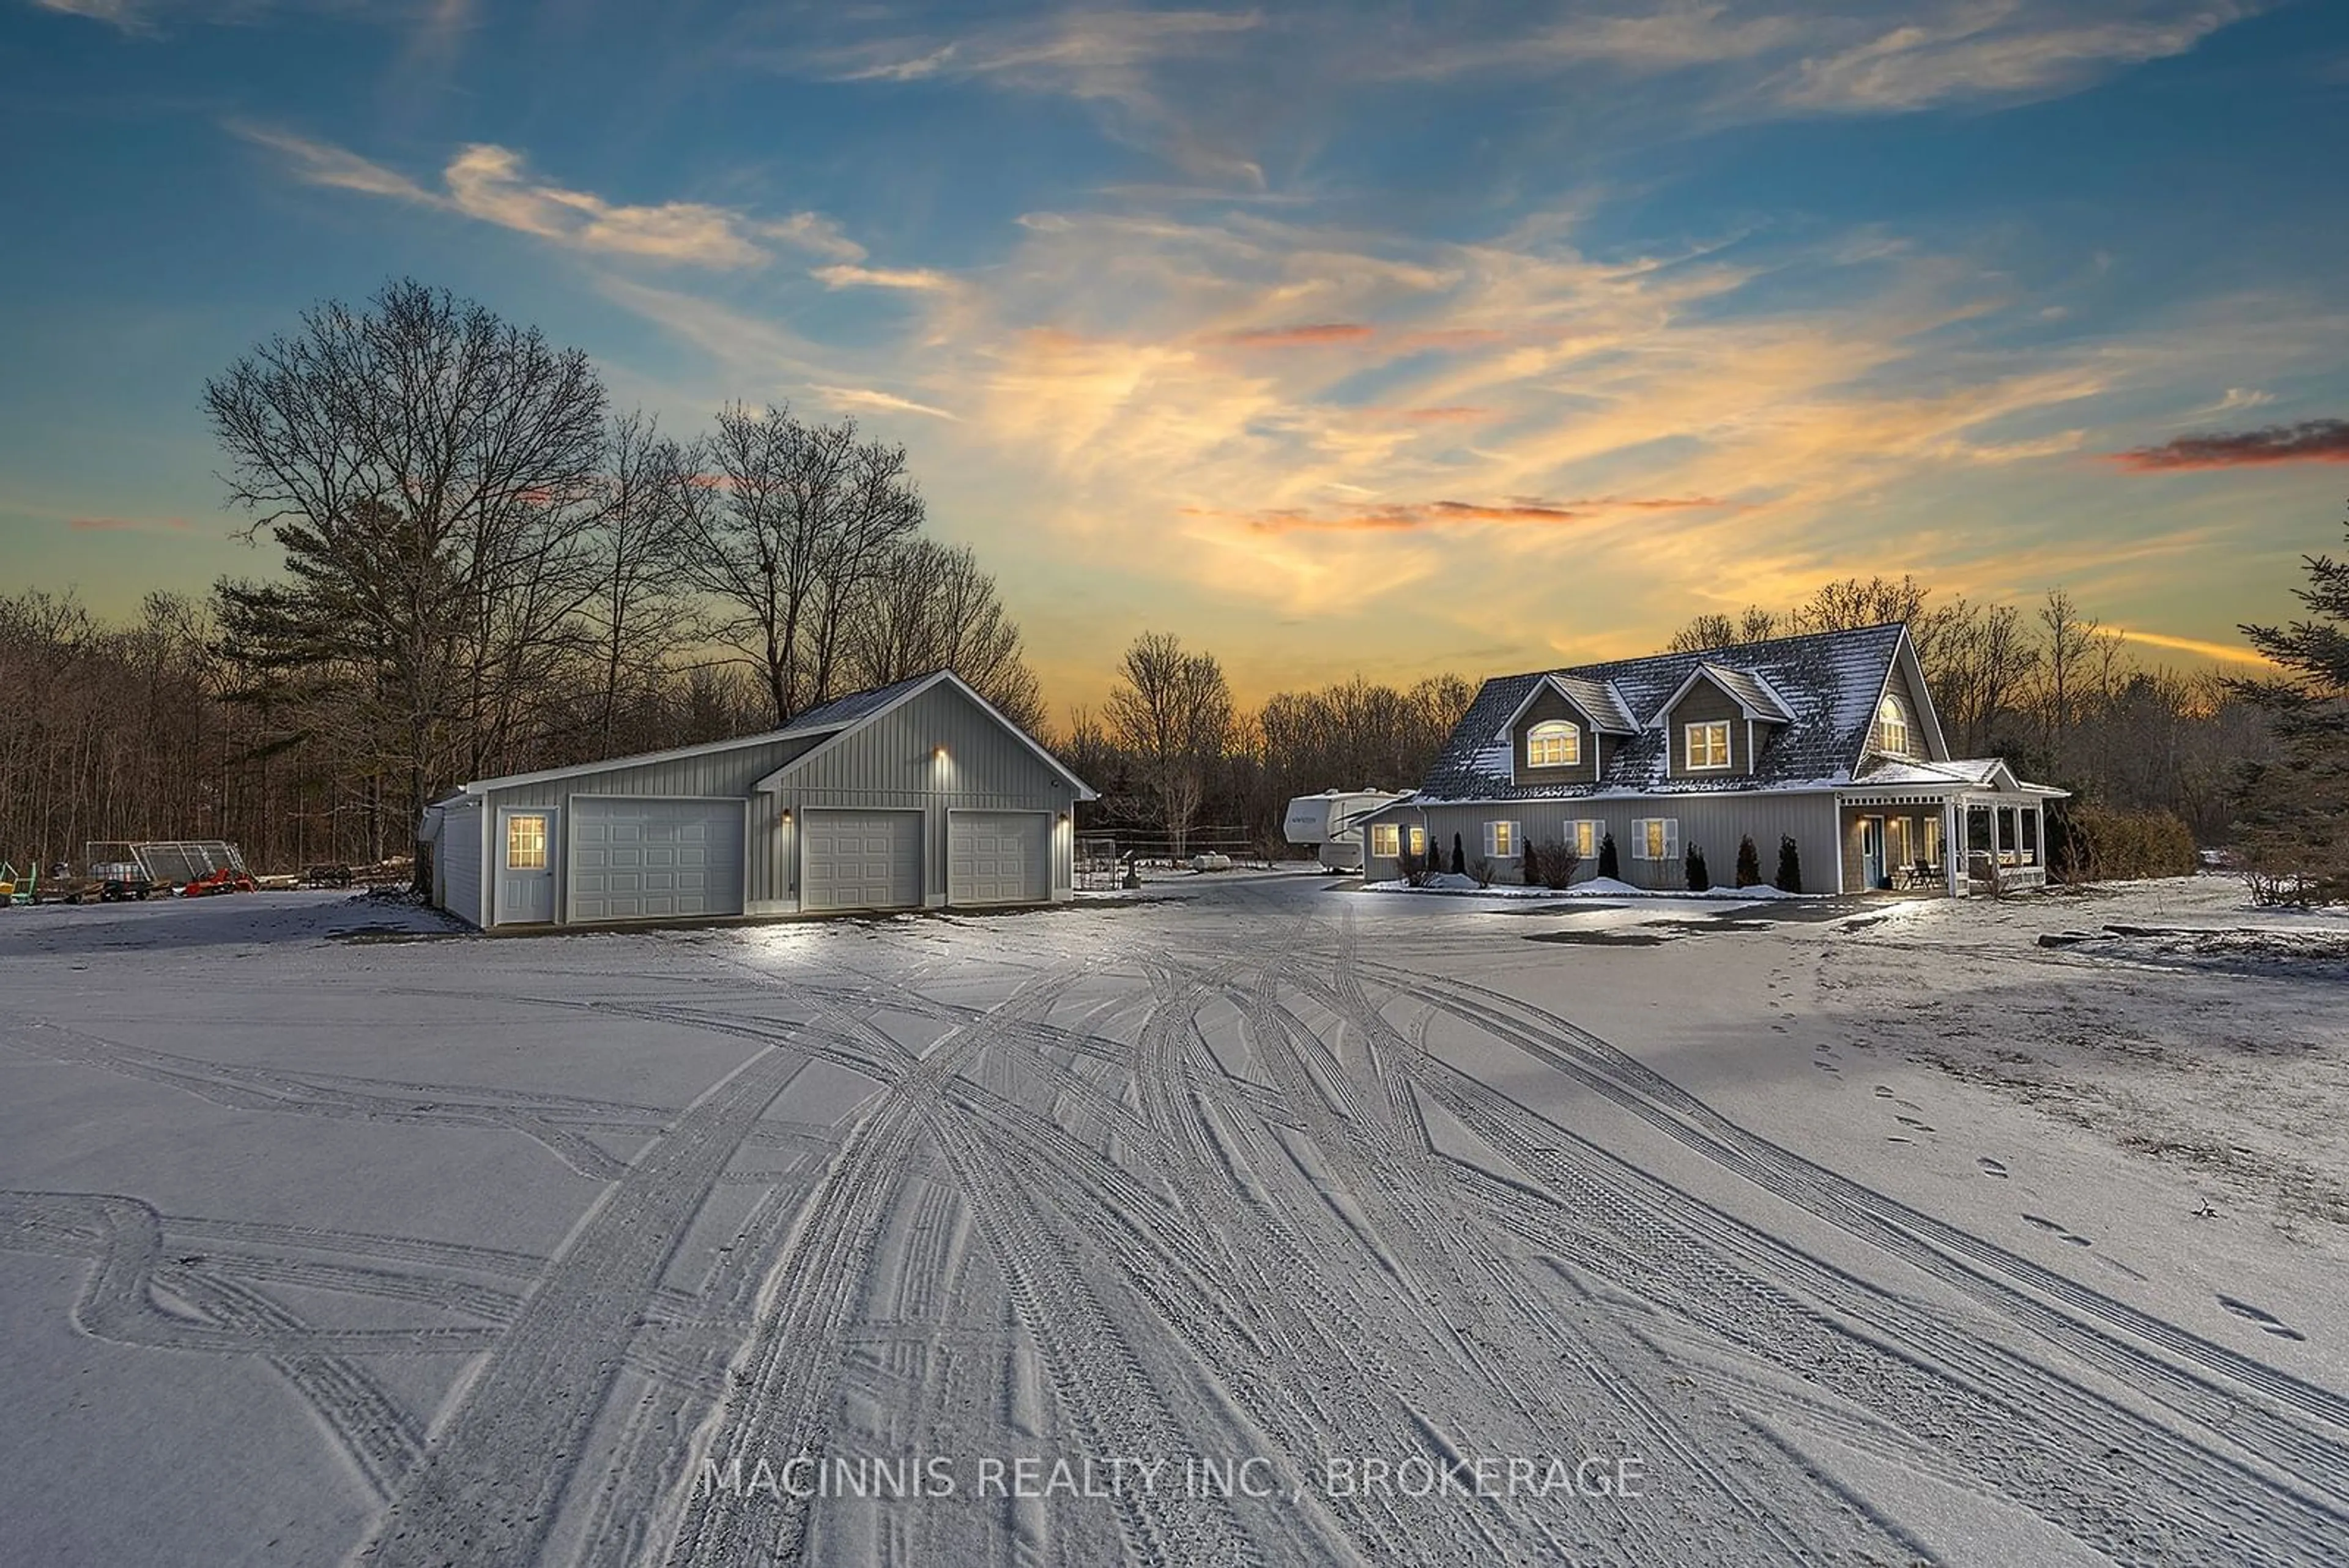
[2218, 1296, 2306, 1342]
[1894, 1115, 1935, 1132]
[2024, 1213, 2093, 1247]
[1873, 1086, 1894, 1099]
[1887, 1135, 1913, 1145]
[1977, 1157, 2009, 1179]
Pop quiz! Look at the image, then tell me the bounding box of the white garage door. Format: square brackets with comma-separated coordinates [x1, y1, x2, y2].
[803, 809, 922, 912]
[948, 811, 1050, 906]
[568, 798, 744, 923]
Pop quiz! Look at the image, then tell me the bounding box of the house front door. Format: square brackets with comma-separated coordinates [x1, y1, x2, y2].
[495, 808, 557, 925]
[1860, 816, 1886, 890]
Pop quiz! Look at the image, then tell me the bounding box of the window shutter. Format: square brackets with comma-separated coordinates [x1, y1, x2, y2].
[1664, 819, 1682, 860]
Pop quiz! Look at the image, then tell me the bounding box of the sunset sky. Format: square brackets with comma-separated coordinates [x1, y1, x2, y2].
[4, 0, 2345, 716]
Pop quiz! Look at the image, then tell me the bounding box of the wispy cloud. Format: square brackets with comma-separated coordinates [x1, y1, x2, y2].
[231, 123, 864, 270]
[812, 385, 960, 421]
[1188, 494, 1729, 533]
[2113, 417, 2349, 470]
[31, 0, 152, 31]
[1777, 4, 2262, 113]
[1214, 322, 1375, 347]
[812, 263, 957, 292]
[2100, 626, 2276, 666]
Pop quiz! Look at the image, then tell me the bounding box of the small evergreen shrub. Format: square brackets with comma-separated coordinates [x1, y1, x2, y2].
[1734, 834, 1762, 888]
[1525, 840, 1583, 890]
[1597, 832, 1619, 880]
[1685, 843, 1710, 891]
[1775, 835, 1802, 893]
[1450, 832, 1466, 875]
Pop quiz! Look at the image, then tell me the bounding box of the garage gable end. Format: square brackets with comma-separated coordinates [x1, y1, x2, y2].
[770, 680, 1079, 811]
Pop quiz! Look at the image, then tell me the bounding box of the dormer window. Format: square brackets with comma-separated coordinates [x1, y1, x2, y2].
[1685, 721, 1731, 770]
[1527, 720, 1580, 767]
[1874, 695, 1912, 757]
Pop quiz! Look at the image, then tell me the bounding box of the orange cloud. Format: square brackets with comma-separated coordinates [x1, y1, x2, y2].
[2113, 418, 2349, 470]
[1189, 494, 1727, 533]
[1396, 405, 1491, 422]
[1215, 322, 1376, 347]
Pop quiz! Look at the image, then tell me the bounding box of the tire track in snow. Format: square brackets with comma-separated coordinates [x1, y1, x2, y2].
[354, 1041, 814, 1568]
[655, 964, 1117, 1568]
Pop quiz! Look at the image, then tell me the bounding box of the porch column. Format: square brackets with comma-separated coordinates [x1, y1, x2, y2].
[1944, 798, 1962, 897]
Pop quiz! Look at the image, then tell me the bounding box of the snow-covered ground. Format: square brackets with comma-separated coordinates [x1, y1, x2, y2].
[2, 877, 2345, 1566]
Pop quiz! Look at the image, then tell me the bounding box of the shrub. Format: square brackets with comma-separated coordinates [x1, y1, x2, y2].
[1468, 856, 1497, 888]
[1684, 843, 1709, 891]
[1450, 832, 1466, 875]
[1525, 839, 1583, 890]
[1734, 834, 1762, 888]
[1597, 831, 1620, 880]
[1775, 835, 1803, 893]
[2047, 803, 2198, 884]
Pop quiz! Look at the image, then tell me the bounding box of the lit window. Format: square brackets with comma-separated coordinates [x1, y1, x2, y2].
[1370, 823, 1400, 858]
[1408, 827, 1426, 856]
[1874, 695, 1912, 756]
[506, 814, 547, 870]
[1486, 821, 1521, 856]
[1685, 721, 1731, 770]
[1570, 820, 1599, 858]
[1526, 720, 1580, 768]
[1632, 818, 1679, 860]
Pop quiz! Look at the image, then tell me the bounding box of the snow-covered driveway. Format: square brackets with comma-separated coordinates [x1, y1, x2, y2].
[2, 876, 2345, 1566]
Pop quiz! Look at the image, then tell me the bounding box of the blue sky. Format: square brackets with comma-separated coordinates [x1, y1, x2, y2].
[4, 0, 2345, 712]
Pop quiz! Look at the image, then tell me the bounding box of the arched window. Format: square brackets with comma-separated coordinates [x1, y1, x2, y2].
[1527, 719, 1580, 767]
[1874, 695, 1912, 756]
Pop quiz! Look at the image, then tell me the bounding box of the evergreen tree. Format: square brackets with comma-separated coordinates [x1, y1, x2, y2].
[1685, 842, 1709, 891]
[2232, 507, 2349, 902]
[1597, 831, 1619, 880]
[1734, 834, 1763, 887]
[1775, 834, 1803, 893]
[1450, 831, 1466, 875]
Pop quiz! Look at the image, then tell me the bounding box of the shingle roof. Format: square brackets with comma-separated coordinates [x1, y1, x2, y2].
[1699, 664, 1795, 723]
[1418, 623, 1909, 801]
[1548, 674, 1639, 732]
[778, 671, 941, 735]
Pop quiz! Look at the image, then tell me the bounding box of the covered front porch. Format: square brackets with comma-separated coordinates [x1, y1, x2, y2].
[1837, 762, 2063, 896]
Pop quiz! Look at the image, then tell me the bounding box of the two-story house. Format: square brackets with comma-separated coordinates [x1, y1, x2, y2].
[1359, 623, 2065, 896]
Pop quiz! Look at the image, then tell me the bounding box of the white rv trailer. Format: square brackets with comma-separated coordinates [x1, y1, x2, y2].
[1282, 789, 1407, 871]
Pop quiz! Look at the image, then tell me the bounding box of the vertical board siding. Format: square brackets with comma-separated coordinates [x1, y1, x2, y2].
[451, 683, 1081, 922]
[766, 684, 1078, 907]
[439, 803, 484, 927]
[1367, 793, 1840, 894]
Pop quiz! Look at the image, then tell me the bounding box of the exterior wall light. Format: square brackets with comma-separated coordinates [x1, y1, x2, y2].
[778, 808, 792, 824]
[933, 745, 949, 761]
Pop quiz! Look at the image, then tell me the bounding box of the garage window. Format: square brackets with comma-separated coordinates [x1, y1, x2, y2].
[1370, 823, 1400, 857]
[507, 814, 548, 870]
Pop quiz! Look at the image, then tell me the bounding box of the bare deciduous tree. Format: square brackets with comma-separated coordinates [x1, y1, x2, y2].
[204, 277, 609, 831]
[1105, 631, 1233, 856]
[679, 404, 924, 724]
[849, 538, 1046, 731]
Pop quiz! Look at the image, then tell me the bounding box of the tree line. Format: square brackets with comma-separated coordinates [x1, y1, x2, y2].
[0, 278, 1042, 872]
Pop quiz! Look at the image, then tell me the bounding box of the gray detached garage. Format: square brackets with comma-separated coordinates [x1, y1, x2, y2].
[419, 672, 1095, 929]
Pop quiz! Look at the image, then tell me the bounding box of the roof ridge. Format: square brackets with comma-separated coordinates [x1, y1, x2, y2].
[1488, 620, 1906, 686]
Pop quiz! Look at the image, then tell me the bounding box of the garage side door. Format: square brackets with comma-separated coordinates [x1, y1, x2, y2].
[948, 811, 1050, 907]
[570, 798, 744, 923]
[803, 809, 922, 912]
